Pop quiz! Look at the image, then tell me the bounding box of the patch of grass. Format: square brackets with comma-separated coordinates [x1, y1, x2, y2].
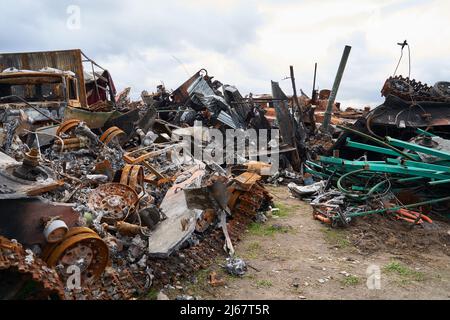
[146, 288, 159, 300]
[195, 268, 212, 283]
[256, 279, 273, 288]
[248, 222, 268, 236]
[244, 273, 256, 280]
[272, 202, 302, 218]
[384, 261, 426, 283]
[321, 228, 351, 248]
[182, 268, 214, 296]
[384, 261, 408, 274]
[273, 203, 289, 217]
[341, 275, 360, 286]
[248, 222, 292, 237]
[248, 242, 261, 251]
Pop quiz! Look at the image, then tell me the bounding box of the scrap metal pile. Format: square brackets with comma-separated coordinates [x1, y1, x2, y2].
[290, 72, 450, 229]
[0, 50, 276, 300]
[1, 47, 449, 299]
[299, 127, 450, 227]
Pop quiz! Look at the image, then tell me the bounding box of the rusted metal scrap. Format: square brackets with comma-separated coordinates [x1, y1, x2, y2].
[147, 164, 206, 258]
[382, 76, 450, 102]
[0, 49, 282, 301]
[147, 177, 272, 286]
[0, 236, 65, 300]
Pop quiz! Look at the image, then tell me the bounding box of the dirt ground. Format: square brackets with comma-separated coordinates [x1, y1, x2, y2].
[164, 185, 450, 300]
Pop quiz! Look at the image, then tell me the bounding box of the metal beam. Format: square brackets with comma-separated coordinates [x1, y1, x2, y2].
[337, 125, 416, 160]
[387, 137, 450, 161]
[385, 158, 450, 173]
[322, 45, 351, 132]
[319, 156, 450, 180]
[345, 138, 421, 161]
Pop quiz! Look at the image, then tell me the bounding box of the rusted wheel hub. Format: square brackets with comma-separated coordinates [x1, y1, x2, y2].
[88, 183, 138, 223]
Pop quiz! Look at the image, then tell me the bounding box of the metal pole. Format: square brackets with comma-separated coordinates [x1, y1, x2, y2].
[311, 62, 317, 103]
[289, 65, 302, 122]
[322, 45, 351, 132]
[290, 66, 300, 109]
[91, 62, 101, 104]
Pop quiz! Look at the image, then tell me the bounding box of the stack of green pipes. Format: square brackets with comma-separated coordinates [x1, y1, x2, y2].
[306, 125, 450, 222]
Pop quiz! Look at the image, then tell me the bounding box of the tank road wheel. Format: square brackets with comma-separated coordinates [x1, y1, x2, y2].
[432, 81, 450, 99]
[56, 119, 81, 137]
[46, 230, 109, 286]
[119, 164, 145, 194]
[100, 126, 126, 146]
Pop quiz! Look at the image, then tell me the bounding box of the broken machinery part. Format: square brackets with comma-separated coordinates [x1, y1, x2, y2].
[88, 183, 139, 224]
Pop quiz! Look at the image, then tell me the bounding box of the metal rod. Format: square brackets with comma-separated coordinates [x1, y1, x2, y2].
[289, 66, 300, 112]
[290, 65, 305, 128]
[311, 62, 317, 103]
[90, 62, 101, 103]
[343, 196, 450, 219]
[345, 138, 421, 161]
[322, 46, 351, 132]
[337, 125, 416, 161]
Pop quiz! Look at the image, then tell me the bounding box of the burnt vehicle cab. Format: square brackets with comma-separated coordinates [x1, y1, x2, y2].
[0, 69, 81, 126]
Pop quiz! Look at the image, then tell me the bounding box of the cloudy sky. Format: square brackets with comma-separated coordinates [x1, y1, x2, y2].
[1, 0, 449, 107]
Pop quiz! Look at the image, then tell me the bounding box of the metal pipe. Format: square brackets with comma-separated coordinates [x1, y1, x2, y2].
[342, 196, 450, 219]
[322, 45, 351, 132]
[337, 125, 416, 161]
[345, 138, 421, 161]
[290, 65, 301, 113]
[311, 62, 317, 104]
[387, 136, 450, 161]
[289, 65, 306, 136]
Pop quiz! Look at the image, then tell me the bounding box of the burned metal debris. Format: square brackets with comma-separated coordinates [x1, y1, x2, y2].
[292, 70, 450, 229]
[1, 45, 449, 300]
[0, 49, 277, 300]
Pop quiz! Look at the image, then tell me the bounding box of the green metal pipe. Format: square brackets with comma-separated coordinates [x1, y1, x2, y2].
[387, 137, 450, 161]
[337, 125, 416, 161]
[304, 166, 330, 179]
[428, 178, 450, 186]
[340, 196, 450, 219]
[416, 128, 436, 137]
[396, 176, 428, 183]
[319, 156, 450, 180]
[345, 138, 421, 161]
[386, 158, 450, 173]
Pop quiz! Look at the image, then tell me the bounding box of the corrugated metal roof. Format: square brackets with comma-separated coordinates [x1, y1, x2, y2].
[217, 110, 238, 129]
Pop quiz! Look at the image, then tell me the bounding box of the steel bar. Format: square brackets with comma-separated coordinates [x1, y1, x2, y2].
[342, 196, 450, 219]
[386, 158, 450, 173]
[345, 138, 421, 161]
[322, 45, 351, 132]
[337, 125, 416, 160]
[387, 137, 450, 161]
[319, 156, 450, 180]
